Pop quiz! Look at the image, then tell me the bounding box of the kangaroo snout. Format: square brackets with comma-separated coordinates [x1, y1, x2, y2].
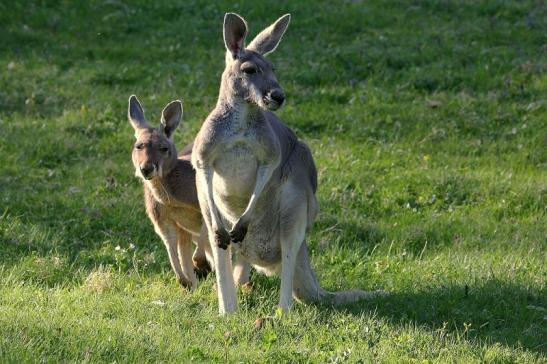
[270, 89, 285, 105]
[140, 164, 156, 180]
[264, 89, 285, 110]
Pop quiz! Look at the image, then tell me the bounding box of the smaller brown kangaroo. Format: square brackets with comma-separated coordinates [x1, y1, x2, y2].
[128, 95, 212, 290]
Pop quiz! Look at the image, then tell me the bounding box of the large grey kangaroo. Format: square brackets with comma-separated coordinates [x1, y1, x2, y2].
[128, 95, 213, 290]
[192, 13, 385, 314]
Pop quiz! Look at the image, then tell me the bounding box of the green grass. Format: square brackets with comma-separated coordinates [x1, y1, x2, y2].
[0, 0, 545, 362]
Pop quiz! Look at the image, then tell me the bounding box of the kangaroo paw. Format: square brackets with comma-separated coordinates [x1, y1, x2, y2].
[214, 228, 230, 250]
[229, 220, 248, 244]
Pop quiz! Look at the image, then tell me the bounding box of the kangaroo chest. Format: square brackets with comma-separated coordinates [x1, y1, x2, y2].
[214, 143, 284, 269]
[144, 186, 202, 237]
[212, 132, 262, 213]
[200, 111, 286, 270]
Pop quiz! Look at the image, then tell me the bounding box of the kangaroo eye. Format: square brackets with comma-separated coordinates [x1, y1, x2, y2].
[135, 143, 145, 150]
[159, 146, 169, 153]
[242, 66, 257, 75]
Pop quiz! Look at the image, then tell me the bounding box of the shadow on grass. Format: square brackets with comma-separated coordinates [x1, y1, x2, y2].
[244, 273, 546, 355]
[333, 281, 545, 354]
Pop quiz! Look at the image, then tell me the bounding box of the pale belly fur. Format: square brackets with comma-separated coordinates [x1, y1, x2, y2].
[213, 145, 257, 220]
[169, 206, 202, 237]
[213, 145, 282, 273]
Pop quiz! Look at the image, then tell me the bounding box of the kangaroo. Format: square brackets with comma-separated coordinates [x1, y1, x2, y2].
[192, 13, 385, 314]
[128, 95, 213, 290]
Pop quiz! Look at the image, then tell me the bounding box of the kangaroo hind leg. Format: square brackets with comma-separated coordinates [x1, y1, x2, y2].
[177, 228, 198, 290]
[278, 187, 308, 313]
[155, 222, 191, 289]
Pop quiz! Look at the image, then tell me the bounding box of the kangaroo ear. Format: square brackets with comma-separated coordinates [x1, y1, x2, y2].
[128, 95, 149, 131]
[224, 12, 248, 60]
[247, 14, 290, 56]
[161, 100, 183, 139]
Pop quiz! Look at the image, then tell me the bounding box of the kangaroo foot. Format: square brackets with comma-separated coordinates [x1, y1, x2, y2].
[240, 281, 254, 293]
[193, 257, 212, 278]
[178, 276, 193, 290]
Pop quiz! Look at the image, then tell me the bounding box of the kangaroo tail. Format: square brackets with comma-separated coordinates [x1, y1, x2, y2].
[292, 243, 387, 306]
[318, 288, 387, 306]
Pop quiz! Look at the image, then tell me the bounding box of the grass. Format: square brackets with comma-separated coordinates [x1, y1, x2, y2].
[0, 0, 545, 362]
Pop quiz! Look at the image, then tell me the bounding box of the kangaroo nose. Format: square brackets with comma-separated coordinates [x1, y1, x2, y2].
[269, 89, 285, 105]
[140, 164, 155, 179]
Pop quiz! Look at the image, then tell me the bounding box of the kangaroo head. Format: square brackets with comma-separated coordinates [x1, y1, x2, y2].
[128, 95, 183, 180]
[221, 13, 290, 111]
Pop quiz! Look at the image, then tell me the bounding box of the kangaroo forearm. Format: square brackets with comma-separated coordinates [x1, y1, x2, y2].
[196, 166, 224, 231]
[240, 164, 275, 222]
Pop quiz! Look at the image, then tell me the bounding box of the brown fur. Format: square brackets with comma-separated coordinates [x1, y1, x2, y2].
[128, 96, 211, 289]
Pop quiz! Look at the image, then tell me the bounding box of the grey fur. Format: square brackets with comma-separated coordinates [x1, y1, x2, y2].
[224, 13, 248, 59]
[192, 14, 386, 315]
[247, 14, 290, 56]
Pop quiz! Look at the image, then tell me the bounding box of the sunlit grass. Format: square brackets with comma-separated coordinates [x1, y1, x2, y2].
[0, 0, 545, 362]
